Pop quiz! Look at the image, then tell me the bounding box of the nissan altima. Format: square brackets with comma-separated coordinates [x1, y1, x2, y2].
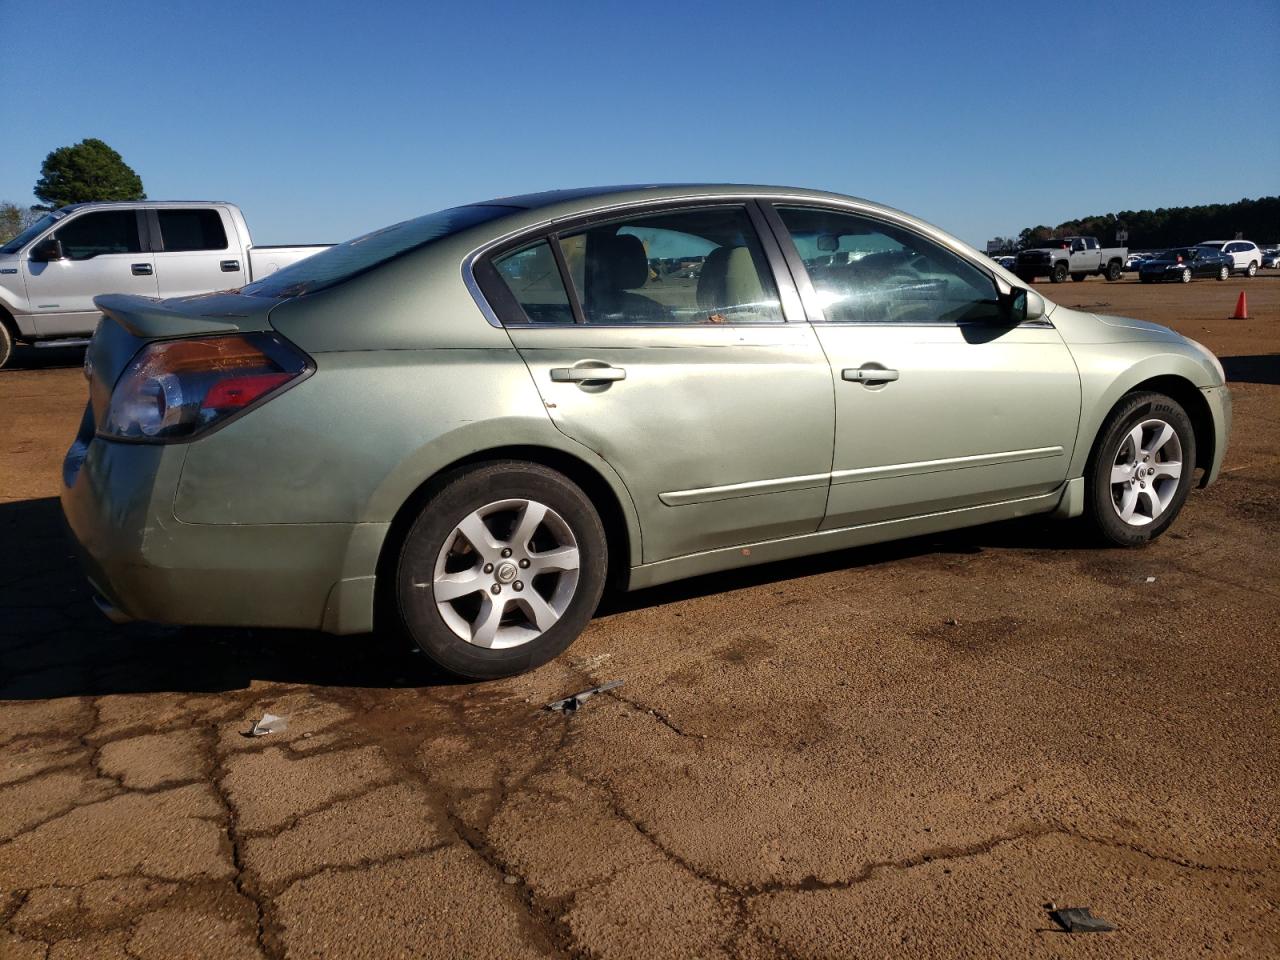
[62, 185, 1231, 678]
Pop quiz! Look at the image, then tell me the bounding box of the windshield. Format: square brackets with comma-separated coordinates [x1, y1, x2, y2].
[0, 212, 64, 255]
[242, 204, 520, 298]
[1154, 249, 1190, 260]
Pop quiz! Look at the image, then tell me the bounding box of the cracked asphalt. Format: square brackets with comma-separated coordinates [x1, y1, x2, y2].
[2, 277, 1278, 959]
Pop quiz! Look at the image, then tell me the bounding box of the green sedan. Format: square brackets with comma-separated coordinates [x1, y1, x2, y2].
[61, 185, 1231, 679]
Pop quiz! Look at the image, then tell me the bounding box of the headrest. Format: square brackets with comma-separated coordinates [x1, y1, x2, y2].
[587, 233, 649, 292]
[697, 245, 765, 312]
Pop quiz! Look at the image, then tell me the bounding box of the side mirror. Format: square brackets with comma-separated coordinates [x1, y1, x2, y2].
[999, 287, 1045, 325]
[31, 238, 64, 262]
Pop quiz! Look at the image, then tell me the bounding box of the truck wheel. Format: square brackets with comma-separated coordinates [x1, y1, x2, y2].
[1247, 262, 1258, 277]
[1105, 261, 1122, 281]
[0, 321, 13, 370]
[1071, 272, 1086, 282]
[1218, 266, 1229, 281]
[1051, 263, 1068, 283]
[396, 461, 608, 679]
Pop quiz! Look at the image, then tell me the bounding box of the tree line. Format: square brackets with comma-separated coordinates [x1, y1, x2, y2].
[1015, 195, 1279, 252]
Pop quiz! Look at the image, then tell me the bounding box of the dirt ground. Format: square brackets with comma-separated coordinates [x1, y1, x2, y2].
[2, 275, 1277, 959]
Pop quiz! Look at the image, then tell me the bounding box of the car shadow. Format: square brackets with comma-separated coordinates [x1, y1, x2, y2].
[1221, 354, 1280, 386]
[2, 495, 1100, 700]
[0, 497, 459, 701]
[1, 344, 88, 371]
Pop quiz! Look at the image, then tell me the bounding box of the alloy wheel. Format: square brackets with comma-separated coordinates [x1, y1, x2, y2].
[1109, 419, 1183, 527]
[426, 498, 580, 649]
[1219, 266, 1229, 281]
[1181, 268, 1191, 283]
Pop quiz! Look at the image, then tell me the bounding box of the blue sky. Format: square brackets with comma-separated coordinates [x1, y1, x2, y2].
[3, 0, 1277, 246]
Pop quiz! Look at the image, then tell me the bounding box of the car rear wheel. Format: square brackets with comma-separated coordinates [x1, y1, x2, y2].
[1218, 266, 1229, 281]
[1106, 261, 1122, 281]
[1247, 262, 1257, 277]
[396, 461, 607, 679]
[1181, 268, 1192, 283]
[1086, 392, 1196, 547]
[1051, 263, 1067, 283]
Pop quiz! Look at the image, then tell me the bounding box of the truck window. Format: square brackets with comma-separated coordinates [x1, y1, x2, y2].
[157, 209, 228, 252]
[53, 211, 142, 261]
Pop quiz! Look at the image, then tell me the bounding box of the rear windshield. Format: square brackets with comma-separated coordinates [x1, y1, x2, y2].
[242, 204, 519, 298]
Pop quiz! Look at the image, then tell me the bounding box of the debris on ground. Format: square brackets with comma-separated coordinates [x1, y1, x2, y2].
[1144, 576, 1157, 583]
[1049, 906, 1116, 933]
[546, 680, 623, 713]
[570, 652, 613, 670]
[247, 713, 288, 737]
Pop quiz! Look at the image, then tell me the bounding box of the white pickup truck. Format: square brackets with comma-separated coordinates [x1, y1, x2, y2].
[0, 201, 329, 367]
[1014, 236, 1127, 284]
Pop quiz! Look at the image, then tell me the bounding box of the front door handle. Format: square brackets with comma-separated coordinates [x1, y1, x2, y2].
[220, 259, 241, 272]
[131, 263, 153, 276]
[550, 365, 626, 383]
[842, 366, 899, 384]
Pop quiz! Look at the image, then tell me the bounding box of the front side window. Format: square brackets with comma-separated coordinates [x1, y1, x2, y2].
[158, 209, 228, 251]
[775, 206, 1000, 324]
[557, 206, 783, 325]
[53, 211, 142, 261]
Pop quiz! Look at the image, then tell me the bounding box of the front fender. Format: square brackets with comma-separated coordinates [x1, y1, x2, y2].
[1067, 343, 1221, 479]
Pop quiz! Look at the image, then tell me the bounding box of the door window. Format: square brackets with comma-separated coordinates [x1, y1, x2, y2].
[53, 211, 142, 261]
[774, 206, 1001, 325]
[557, 206, 783, 325]
[157, 209, 228, 251]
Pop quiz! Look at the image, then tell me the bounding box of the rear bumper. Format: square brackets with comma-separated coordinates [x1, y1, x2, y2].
[1200, 385, 1231, 488]
[60, 421, 385, 635]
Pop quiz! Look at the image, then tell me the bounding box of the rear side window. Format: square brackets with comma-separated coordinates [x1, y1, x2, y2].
[158, 209, 228, 251]
[53, 211, 142, 261]
[493, 241, 574, 324]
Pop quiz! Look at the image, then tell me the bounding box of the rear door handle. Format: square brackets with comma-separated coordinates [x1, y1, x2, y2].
[220, 259, 241, 272]
[550, 365, 626, 383]
[842, 366, 899, 383]
[131, 263, 152, 276]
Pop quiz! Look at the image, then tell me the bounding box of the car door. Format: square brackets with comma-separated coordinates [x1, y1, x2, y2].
[150, 207, 246, 296]
[476, 202, 835, 563]
[762, 202, 1081, 529]
[21, 209, 156, 337]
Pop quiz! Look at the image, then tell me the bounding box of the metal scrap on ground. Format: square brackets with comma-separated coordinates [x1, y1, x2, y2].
[1049, 906, 1116, 933]
[248, 713, 288, 736]
[546, 680, 624, 713]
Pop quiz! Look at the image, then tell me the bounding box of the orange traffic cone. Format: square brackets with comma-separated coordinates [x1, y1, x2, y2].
[1231, 291, 1249, 319]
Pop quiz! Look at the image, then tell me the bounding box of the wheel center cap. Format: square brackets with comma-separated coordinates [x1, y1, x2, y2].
[495, 561, 518, 584]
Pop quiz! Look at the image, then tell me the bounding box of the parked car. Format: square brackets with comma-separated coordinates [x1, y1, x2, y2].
[61, 184, 1231, 679]
[1138, 246, 1234, 283]
[1195, 239, 1261, 276]
[1261, 248, 1280, 269]
[0, 201, 330, 368]
[1015, 236, 1127, 283]
[1125, 252, 1154, 271]
[995, 254, 1017, 270]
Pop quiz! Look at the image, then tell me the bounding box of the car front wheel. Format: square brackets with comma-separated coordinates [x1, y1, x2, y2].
[396, 461, 608, 679]
[1051, 263, 1068, 283]
[1219, 266, 1229, 281]
[0, 321, 13, 370]
[1086, 392, 1196, 546]
[1181, 268, 1192, 283]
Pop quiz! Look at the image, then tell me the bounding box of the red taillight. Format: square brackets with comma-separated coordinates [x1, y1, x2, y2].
[100, 334, 310, 442]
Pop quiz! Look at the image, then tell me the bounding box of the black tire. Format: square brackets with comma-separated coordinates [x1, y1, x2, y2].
[1218, 266, 1229, 281]
[1105, 261, 1122, 281]
[1247, 262, 1257, 277]
[0, 320, 13, 370]
[396, 461, 607, 679]
[1071, 272, 1086, 282]
[1050, 262, 1068, 283]
[1085, 392, 1196, 547]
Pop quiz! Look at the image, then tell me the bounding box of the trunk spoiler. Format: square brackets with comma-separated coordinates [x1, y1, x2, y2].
[94, 292, 278, 340]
